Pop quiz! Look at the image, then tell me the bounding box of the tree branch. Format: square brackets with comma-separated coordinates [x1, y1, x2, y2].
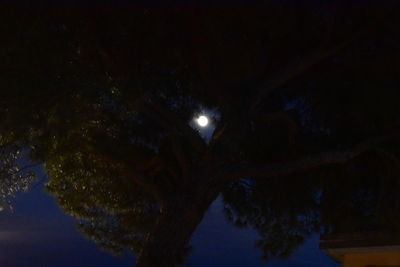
[94, 151, 167, 205]
[139, 101, 191, 180]
[248, 30, 366, 116]
[253, 110, 297, 145]
[200, 122, 227, 169]
[147, 99, 206, 153]
[220, 130, 400, 182]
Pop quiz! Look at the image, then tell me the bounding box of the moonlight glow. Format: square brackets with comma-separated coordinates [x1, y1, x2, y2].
[196, 115, 209, 127]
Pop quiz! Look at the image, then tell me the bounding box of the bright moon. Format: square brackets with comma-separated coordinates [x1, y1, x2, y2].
[197, 115, 209, 127]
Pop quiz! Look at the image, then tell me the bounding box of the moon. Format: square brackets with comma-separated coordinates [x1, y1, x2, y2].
[196, 115, 209, 127]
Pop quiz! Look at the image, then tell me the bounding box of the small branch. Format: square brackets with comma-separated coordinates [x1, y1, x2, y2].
[211, 123, 227, 144]
[201, 123, 227, 169]
[10, 163, 41, 175]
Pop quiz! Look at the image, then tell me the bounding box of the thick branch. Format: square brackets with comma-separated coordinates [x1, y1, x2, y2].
[139, 101, 191, 180]
[200, 123, 227, 168]
[254, 110, 297, 145]
[94, 151, 167, 205]
[248, 30, 366, 116]
[221, 131, 400, 182]
[146, 99, 206, 153]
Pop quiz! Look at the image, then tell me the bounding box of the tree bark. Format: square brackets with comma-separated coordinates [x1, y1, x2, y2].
[136, 189, 219, 267]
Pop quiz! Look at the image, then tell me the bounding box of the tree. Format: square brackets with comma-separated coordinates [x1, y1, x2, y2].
[1, 3, 400, 266]
[0, 144, 36, 211]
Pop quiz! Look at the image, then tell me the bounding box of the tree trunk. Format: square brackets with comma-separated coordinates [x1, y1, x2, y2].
[136, 190, 219, 267]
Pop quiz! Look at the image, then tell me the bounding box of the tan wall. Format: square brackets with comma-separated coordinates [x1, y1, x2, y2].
[343, 252, 400, 267]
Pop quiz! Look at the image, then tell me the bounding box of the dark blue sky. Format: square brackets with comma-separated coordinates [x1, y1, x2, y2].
[0, 168, 339, 267]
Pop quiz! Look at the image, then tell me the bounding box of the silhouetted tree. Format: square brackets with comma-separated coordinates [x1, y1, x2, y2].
[1, 4, 400, 266]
